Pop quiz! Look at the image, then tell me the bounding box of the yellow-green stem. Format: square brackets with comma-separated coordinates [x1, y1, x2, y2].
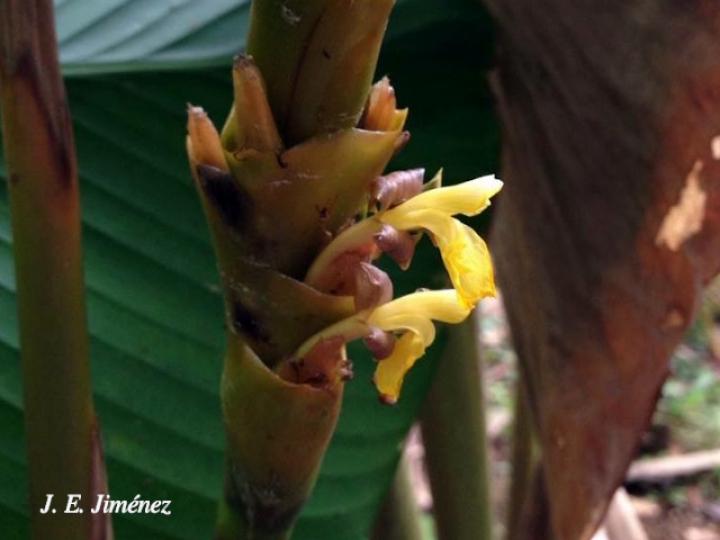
[0, 2, 109, 539]
[506, 375, 539, 540]
[371, 452, 425, 540]
[215, 337, 343, 540]
[246, 0, 395, 144]
[420, 311, 493, 540]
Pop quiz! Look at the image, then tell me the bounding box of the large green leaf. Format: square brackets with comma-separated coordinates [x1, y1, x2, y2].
[57, 0, 479, 76]
[56, 0, 250, 75]
[0, 2, 497, 538]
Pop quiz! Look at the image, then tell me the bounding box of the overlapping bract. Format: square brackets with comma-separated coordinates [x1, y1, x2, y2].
[186, 55, 502, 403]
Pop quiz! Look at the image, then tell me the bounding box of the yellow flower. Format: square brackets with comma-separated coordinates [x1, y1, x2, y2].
[372, 332, 424, 404]
[368, 289, 471, 403]
[292, 290, 472, 403]
[296, 175, 501, 403]
[305, 175, 502, 308]
[382, 175, 501, 217]
[380, 176, 501, 307]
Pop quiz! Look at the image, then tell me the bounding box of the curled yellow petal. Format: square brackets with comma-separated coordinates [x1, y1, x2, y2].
[367, 290, 474, 402]
[288, 289, 475, 403]
[382, 210, 496, 307]
[305, 176, 502, 303]
[438, 223, 496, 308]
[373, 332, 425, 405]
[369, 289, 471, 328]
[384, 175, 502, 218]
[379, 177, 500, 308]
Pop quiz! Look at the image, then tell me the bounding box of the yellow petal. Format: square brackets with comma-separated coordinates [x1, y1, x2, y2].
[383, 175, 502, 218]
[380, 208, 448, 240]
[293, 316, 369, 360]
[374, 314, 436, 346]
[368, 289, 471, 328]
[373, 331, 425, 404]
[382, 210, 496, 307]
[292, 289, 473, 403]
[437, 222, 496, 308]
[305, 176, 502, 292]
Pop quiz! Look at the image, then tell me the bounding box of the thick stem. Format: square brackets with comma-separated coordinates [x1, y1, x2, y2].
[0, 2, 109, 539]
[246, 0, 395, 145]
[371, 452, 424, 540]
[215, 337, 343, 540]
[420, 311, 493, 540]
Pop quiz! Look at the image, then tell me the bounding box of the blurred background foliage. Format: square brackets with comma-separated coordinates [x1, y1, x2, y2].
[658, 284, 720, 454]
[0, 1, 498, 539]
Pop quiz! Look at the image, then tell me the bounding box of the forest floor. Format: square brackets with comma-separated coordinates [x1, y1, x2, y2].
[407, 291, 720, 540]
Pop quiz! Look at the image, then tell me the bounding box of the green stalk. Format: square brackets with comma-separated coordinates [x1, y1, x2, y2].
[247, 0, 395, 145]
[187, 3, 404, 538]
[0, 2, 109, 539]
[506, 375, 539, 540]
[420, 311, 493, 540]
[371, 453, 425, 540]
[214, 337, 343, 540]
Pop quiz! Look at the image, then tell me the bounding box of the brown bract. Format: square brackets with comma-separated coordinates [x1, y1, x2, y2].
[487, 2, 720, 539]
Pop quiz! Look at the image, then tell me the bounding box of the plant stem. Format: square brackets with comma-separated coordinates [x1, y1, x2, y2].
[215, 495, 291, 540]
[420, 311, 493, 540]
[506, 375, 538, 540]
[505, 373, 555, 540]
[0, 2, 109, 539]
[214, 338, 343, 540]
[371, 452, 425, 540]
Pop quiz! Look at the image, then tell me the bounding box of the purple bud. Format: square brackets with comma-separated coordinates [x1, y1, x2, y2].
[363, 327, 396, 360]
[354, 262, 393, 310]
[371, 168, 425, 210]
[374, 224, 419, 270]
